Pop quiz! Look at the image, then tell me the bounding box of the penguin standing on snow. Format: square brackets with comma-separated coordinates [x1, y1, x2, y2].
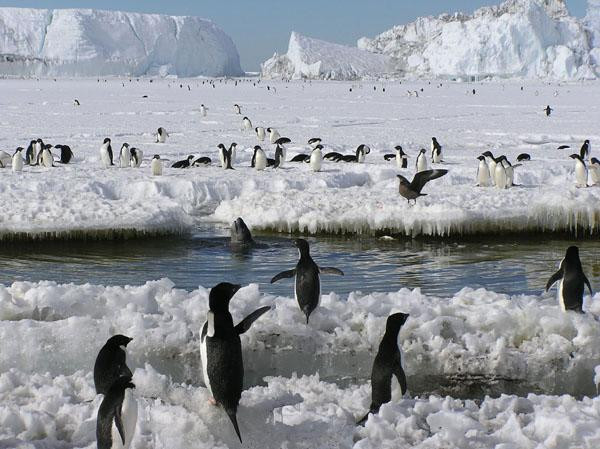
[431, 137, 443, 163]
[151, 155, 163, 176]
[580, 140, 591, 160]
[271, 239, 344, 324]
[251, 145, 267, 171]
[156, 127, 169, 143]
[130, 148, 143, 168]
[54, 145, 74, 164]
[415, 149, 428, 172]
[589, 157, 600, 185]
[100, 138, 114, 168]
[12, 147, 24, 172]
[25, 140, 36, 165]
[274, 137, 291, 167]
[545, 105, 553, 116]
[481, 151, 497, 186]
[93, 335, 133, 396]
[310, 144, 323, 172]
[358, 312, 409, 425]
[96, 376, 138, 449]
[255, 127, 266, 142]
[217, 143, 234, 169]
[41, 145, 54, 168]
[476, 155, 491, 187]
[200, 104, 208, 117]
[569, 154, 588, 187]
[546, 246, 593, 312]
[242, 116, 253, 131]
[200, 282, 271, 444]
[233, 104, 241, 115]
[119, 143, 131, 168]
[267, 127, 281, 144]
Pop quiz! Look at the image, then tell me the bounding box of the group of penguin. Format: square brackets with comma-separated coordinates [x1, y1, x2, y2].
[1, 138, 73, 171]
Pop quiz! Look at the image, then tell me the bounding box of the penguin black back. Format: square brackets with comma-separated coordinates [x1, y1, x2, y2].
[94, 334, 133, 395]
[546, 246, 593, 312]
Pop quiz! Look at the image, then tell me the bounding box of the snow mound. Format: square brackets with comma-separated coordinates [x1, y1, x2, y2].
[0, 8, 243, 77]
[261, 31, 390, 80]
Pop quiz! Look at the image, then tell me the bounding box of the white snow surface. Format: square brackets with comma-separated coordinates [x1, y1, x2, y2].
[1, 278, 600, 448]
[0, 8, 242, 77]
[261, 31, 390, 80]
[0, 78, 600, 238]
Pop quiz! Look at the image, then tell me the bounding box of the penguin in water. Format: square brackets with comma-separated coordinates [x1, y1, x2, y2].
[171, 155, 194, 168]
[569, 154, 588, 187]
[481, 151, 497, 186]
[200, 104, 208, 117]
[54, 145, 74, 164]
[415, 148, 428, 172]
[233, 104, 241, 114]
[96, 376, 138, 449]
[580, 140, 591, 160]
[200, 282, 271, 443]
[310, 144, 323, 172]
[397, 169, 448, 204]
[242, 116, 253, 131]
[255, 127, 266, 142]
[546, 246, 593, 312]
[12, 147, 24, 172]
[155, 127, 169, 143]
[431, 137, 443, 163]
[25, 140, 36, 165]
[270, 239, 344, 324]
[100, 138, 114, 168]
[129, 148, 143, 168]
[589, 157, 600, 185]
[476, 155, 491, 187]
[151, 155, 163, 176]
[358, 312, 409, 425]
[119, 143, 131, 168]
[267, 127, 281, 144]
[251, 145, 267, 170]
[93, 335, 133, 396]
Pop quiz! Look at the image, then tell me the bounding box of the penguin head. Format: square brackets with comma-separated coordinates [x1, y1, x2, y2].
[357, 144, 370, 154]
[419, 149, 426, 155]
[217, 143, 226, 150]
[209, 282, 241, 312]
[243, 116, 249, 121]
[253, 145, 262, 152]
[14, 147, 24, 155]
[105, 334, 133, 349]
[230, 142, 237, 148]
[481, 151, 493, 158]
[585, 139, 590, 144]
[121, 143, 129, 149]
[432, 137, 438, 142]
[293, 238, 310, 256]
[266, 128, 272, 133]
[187, 155, 194, 161]
[103, 138, 111, 145]
[476, 155, 485, 161]
[36, 138, 43, 144]
[153, 154, 160, 160]
[564, 246, 581, 265]
[386, 312, 409, 334]
[313, 144, 323, 151]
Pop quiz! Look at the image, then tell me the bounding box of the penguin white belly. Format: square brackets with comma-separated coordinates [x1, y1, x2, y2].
[256, 128, 265, 141]
[218, 149, 226, 168]
[357, 152, 365, 163]
[42, 150, 53, 168]
[151, 159, 162, 176]
[416, 156, 427, 172]
[310, 151, 322, 172]
[558, 280, 566, 311]
[100, 147, 111, 168]
[495, 164, 507, 189]
[157, 133, 167, 143]
[575, 162, 587, 187]
[487, 160, 497, 185]
[12, 154, 23, 172]
[255, 151, 267, 170]
[433, 151, 442, 164]
[506, 166, 515, 186]
[201, 106, 207, 117]
[231, 147, 237, 164]
[270, 130, 280, 144]
[477, 161, 490, 186]
[279, 148, 286, 167]
[395, 154, 403, 169]
[200, 329, 213, 396]
[120, 150, 130, 168]
[590, 165, 600, 185]
[111, 389, 137, 449]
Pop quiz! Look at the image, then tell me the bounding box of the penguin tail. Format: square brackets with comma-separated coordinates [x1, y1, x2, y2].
[225, 409, 242, 443]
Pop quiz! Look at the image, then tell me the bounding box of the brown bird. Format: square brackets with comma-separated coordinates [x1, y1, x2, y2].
[397, 169, 448, 204]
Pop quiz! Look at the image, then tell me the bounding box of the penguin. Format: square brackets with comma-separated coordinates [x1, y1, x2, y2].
[290, 154, 310, 162]
[481, 151, 497, 186]
[11, 147, 24, 172]
[156, 127, 169, 143]
[336, 144, 370, 163]
[395, 146, 408, 169]
[34, 139, 43, 163]
[200, 283, 271, 444]
[557, 145, 571, 150]
[397, 169, 448, 204]
[516, 153, 531, 162]
[589, 157, 600, 185]
[25, 140, 36, 165]
[476, 155, 491, 187]
[54, 145, 74, 164]
[255, 127, 266, 142]
[74, 99, 80, 106]
[242, 116, 253, 131]
[252, 145, 267, 171]
[93, 335, 133, 396]
[546, 246, 593, 312]
[580, 140, 590, 160]
[119, 143, 131, 168]
[569, 154, 588, 187]
[308, 137, 322, 148]
[270, 239, 344, 324]
[217, 144, 234, 169]
[267, 127, 281, 144]
[100, 138, 114, 168]
[229, 143, 237, 165]
[357, 312, 409, 425]
[151, 155, 162, 176]
[233, 104, 241, 114]
[274, 137, 291, 166]
[415, 148, 428, 172]
[129, 148, 143, 168]
[545, 105, 553, 116]
[494, 156, 509, 189]
[192, 156, 212, 166]
[200, 104, 207, 117]
[0, 150, 11, 168]
[40, 145, 54, 168]
[500, 156, 520, 187]
[171, 155, 194, 168]
[96, 376, 138, 449]
[431, 137, 442, 163]
[310, 144, 323, 172]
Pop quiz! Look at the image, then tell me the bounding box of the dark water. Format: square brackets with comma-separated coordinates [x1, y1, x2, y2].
[0, 225, 598, 298]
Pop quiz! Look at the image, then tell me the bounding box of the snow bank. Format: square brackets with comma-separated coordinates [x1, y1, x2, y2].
[261, 31, 390, 80]
[0, 8, 243, 77]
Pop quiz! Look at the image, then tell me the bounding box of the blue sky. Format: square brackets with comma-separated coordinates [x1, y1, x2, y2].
[0, 1, 589, 71]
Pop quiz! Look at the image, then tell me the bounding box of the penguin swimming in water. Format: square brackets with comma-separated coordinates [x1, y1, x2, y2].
[96, 376, 138, 449]
[251, 145, 267, 170]
[171, 155, 194, 168]
[589, 157, 600, 185]
[151, 155, 162, 176]
[255, 126, 266, 142]
[12, 147, 24, 172]
[156, 127, 169, 143]
[93, 335, 133, 396]
[431, 137, 442, 163]
[242, 116, 253, 131]
[569, 154, 588, 187]
[415, 148, 428, 172]
[129, 148, 143, 168]
[54, 145, 74, 164]
[119, 143, 131, 168]
[270, 239, 344, 324]
[310, 144, 323, 172]
[100, 138, 114, 168]
[546, 246, 593, 312]
[516, 153, 531, 162]
[476, 155, 491, 187]
[580, 140, 591, 160]
[397, 169, 448, 204]
[358, 312, 409, 425]
[267, 127, 281, 144]
[200, 282, 271, 443]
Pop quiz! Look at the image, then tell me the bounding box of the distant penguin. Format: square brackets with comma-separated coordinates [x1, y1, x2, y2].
[481, 151, 497, 186]
[358, 312, 409, 425]
[271, 239, 344, 324]
[255, 127, 266, 142]
[229, 142, 237, 164]
[242, 116, 253, 131]
[310, 144, 323, 172]
[570, 154, 588, 187]
[252, 146, 267, 171]
[200, 104, 207, 117]
[308, 137, 322, 148]
[156, 127, 169, 143]
[93, 335, 133, 396]
[431, 137, 442, 163]
[589, 157, 600, 185]
[546, 246, 593, 312]
[25, 140, 36, 165]
[54, 145, 74, 164]
[580, 140, 590, 160]
[12, 147, 24, 172]
[129, 148, 143, 168]
[74, 99, 80, 106]
[100, 138, 114, 168]
[96, 376, 138, 449]
[416, 149, 428, 172]
[233, 104, 241, 114]
[545, 105, 553, 116]
[476, 155, 491, 187]
[516, 153, 531, 162]
[151, 155, 162, 176]
[119, 143, 131, 168]
[267, 127, 281, 144]
[171, 155, 194, 168]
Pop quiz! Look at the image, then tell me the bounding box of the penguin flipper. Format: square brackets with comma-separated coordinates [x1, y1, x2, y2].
[545, 269, 563, 291]
[114, 403, 126, 445]
[319, 267, 344, 276]
[271, 269, 296, 283]
[226, 409, 243, 443]
[584, 274, 593, 296]
[393, 365, 408, 395]
[235, 306, 271, 334]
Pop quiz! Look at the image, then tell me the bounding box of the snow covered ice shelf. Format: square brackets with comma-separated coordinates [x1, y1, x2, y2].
[1, 279, 600, 448]
[1, 78, 600, 238]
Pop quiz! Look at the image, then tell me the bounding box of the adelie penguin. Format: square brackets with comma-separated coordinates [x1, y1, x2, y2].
[569, 154, 588, 187]
[200, 282, 271, 443]
[11, 147, 24, 172]
[546, 246, 593, 312]
[267, 127, 281, 144]
[96, 376, 138, 449]
[431, 137, 443, 163]
[129, 148, 143, 168]
[415, 148, 428, 172]
[397, 169, 448, 204]
[217, 143, 235, 169]
[200, 104, 208, 117]
[171, 155, 194, 168]
[251, 145, 267, 171]
[233, 104, 241, 115]
[40, 145, 54, 168]
[310, 144, 323, 172]
[119, 143, 131, 168]
[383, 145, 408, 169]
[151, 154, 163, 176]
[329, 144, 370, 163]
[545, 105, 553, 116]
[271, 239, 344, 324]
[255, 126, 266, 142]
[100, 138, 114, 168]
[242, 116, 253, 131]
[358, 312, 409, 425]
[54, 145, 74, 164]
[589, 157, 600, 185]
[516, 153, 531, 162]
[580, 139, 591, 160]
[481, 151, 497, 186]
[476, 155, 491, 187]
[155, 127, 169, 143]
[93, 335, 133, 396]
[25, 140, 37, 165]
[308, 137, 322, 148]
[192, 156, 212, 166]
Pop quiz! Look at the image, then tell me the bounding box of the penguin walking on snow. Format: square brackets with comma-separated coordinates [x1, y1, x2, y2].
[100, 138, 114, 168]
[546, 246, 592, 312]
[252, 146, 267, 170]
[25, 140, 36, 165]
[200, 282, 271, 444]
[93, 335, 133, 396]
[431, 137, 442, 163]
[415, 149, 428, 172]
[310, 144, 323, 172]
[12, 148, 24, 172]
[481, 151, 497, 186]
[267, 127, 281, 144]
[358, 312, 409, 425]
[217, 143, 235, 169]
[151, 155, 162, 176]
[476, 155, 491, 187]
[569, 154, 588, 187]
[96, 376, 138, 449]
[242, 116, 253, 131]
[119, 143, 131, 168]
[271, 239, 344, 324]
[41, 145, 54, 168]
[156, 127, 169, 143]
